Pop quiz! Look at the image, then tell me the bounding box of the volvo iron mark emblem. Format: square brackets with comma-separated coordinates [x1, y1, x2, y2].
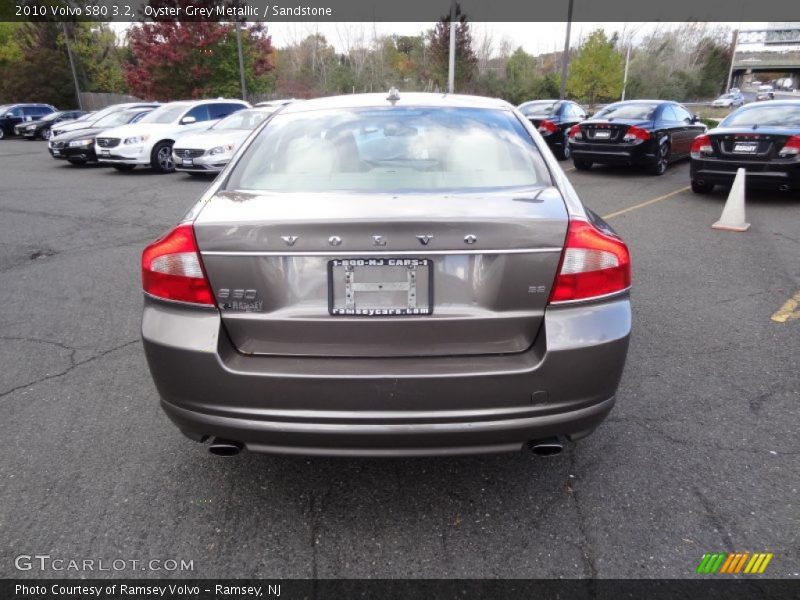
[416, 235, 434, 245]
[281, 235, 299, 247]
[329, 236, 342, 247]
[372, 235, 387, 246]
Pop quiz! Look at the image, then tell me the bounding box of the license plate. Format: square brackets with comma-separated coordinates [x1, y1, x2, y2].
[733, 142, 758, 153]
[182, 158, 194, 166]
[101, 149, 110, 157]
[328, 258, 432, 316]
[594, 130, 611, 139]
[52, 150, 60, 156]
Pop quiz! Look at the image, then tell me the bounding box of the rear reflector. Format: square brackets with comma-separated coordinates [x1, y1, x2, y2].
[779, 135, 800, 157]
[549, 219, 631, 303]
[141, 223, 215, 306]
[690, 134, 713, 159]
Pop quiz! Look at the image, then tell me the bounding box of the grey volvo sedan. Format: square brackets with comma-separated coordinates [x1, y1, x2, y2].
[141, 92, 632, 457]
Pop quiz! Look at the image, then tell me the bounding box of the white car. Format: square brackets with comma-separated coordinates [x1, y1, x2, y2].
[254, 98, 298, 109]
[173, 108, 274, 175]
[95, 99, 249, 173]
[711, 93, 744, 108]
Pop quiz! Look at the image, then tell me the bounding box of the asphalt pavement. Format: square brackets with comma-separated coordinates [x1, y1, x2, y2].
[0, 140, 798, 579]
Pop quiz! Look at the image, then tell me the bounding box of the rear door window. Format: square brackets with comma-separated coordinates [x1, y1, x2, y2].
[185, 104, 211, 122]
[209, 103, 246, 120]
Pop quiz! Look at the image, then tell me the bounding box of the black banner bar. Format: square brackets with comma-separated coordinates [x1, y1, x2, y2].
[2, 0, 800, 22]
[3, 579, 800, 600]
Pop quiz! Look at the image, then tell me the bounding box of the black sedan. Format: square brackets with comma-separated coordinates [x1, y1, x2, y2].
[49, 108, 153, 165]
[567, 100, 706, 175]
[517, 99, 588, 160]
[690, 100, 800, 194]
[15, 110, 87, 140]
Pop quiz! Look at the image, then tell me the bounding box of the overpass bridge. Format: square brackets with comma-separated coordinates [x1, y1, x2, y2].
[731, 27, 800, 89]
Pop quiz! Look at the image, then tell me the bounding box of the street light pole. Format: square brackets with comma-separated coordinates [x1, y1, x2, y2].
[235, 22, 247, 102]
[725, 29, 739, 92]
[447, 0, 456, 94]
[621, 43, 631, 101]
[559, 0, 574, 100]
[62, 23, 83, 110]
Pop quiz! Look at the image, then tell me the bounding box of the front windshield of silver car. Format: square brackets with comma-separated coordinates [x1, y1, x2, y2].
[227, 107, 550, 192]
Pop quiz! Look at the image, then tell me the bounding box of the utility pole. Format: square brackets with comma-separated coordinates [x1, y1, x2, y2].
[235, 22, 247, 101]
[447, 0, 456, 94]
[559, 0, 574, 100]
[62, 23, 82, 110]
[621, 43, 631, 100]
[726, 29, 739, 92]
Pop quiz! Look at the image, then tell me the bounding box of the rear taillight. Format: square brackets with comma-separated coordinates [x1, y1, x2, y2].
[623, 126, 650, 143]
[538, 120, 557, 136]
[141, 223, 215, 306]
[549, 219, 631, 304]
[690, 134, 713, 159]
[567, 124, 583, 140]
[778, 135, 800, 158]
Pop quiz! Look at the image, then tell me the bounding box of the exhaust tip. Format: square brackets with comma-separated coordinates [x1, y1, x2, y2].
[779, 184, 790, 192]
[528, 437, 564, 456]
[697, 179, 705, 186]
[208, 438, 243, 457]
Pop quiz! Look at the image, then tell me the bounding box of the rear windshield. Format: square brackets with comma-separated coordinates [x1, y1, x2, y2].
[519, 102, 557, 117]
[227, 107, 549, 192]
[721, 105, 800, 128]
[594, 103, 658, 120]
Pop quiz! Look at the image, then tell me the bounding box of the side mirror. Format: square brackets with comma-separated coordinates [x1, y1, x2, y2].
[585, 111, 593, 119]
[180, 116, 197, 125]
[691, 114, 700, 123]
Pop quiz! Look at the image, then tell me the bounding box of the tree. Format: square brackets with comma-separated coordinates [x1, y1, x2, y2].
[427, 3, 477, 92]
[70, 23, 126, 93]
[0, 23, 75, 107]
[566, 29, 624, 105]
[124, 20, 274, 100]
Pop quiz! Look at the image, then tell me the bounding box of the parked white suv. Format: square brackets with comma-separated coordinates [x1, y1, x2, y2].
[95, 99, 249, 173]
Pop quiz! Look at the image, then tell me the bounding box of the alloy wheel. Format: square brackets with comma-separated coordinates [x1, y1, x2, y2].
[157, 146, 174, 172]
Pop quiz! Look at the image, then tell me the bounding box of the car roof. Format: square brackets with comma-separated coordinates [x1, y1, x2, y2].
[6, 103, 55, 108]
[280, 93, 512, 115]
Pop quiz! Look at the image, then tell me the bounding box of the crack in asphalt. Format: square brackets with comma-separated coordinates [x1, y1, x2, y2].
[692, 485, 736, 551]
[567, 449, 599, 580]
[306, 483, 333, 580]
[0, 338, 141, 400]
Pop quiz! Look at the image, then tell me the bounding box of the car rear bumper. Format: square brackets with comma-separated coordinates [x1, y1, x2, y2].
[569, 142, 655, 166]
[691, 158, 800, 190]
[142, 294, 631, 456]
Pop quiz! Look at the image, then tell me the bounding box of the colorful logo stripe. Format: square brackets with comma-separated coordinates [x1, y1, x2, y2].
[697, 552, 773, 574]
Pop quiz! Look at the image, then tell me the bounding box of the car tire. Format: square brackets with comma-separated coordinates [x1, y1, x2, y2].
[68, 159, 87, 166]
[648, 142, 670, 176]
[151, 141, 175, 174]
[556, 144, 571, 161]
[573, 158, 593, 171]
[41, 128, 51, 141]
[112, 164, 136, 171]
[691, 180, 714, 194]
[0, 128, 5, 140]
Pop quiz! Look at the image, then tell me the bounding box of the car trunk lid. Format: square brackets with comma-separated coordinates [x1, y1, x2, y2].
[194, 187, 568, 358]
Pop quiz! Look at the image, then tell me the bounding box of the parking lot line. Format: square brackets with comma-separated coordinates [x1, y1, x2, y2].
[602, 186, 690, 220]
[563, 166, 575, 173]
[771, 291, 800, 323]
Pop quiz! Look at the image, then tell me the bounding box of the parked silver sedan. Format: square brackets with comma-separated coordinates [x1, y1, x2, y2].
[141, 92, 632, 457]
[172, 108, 274, 175]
